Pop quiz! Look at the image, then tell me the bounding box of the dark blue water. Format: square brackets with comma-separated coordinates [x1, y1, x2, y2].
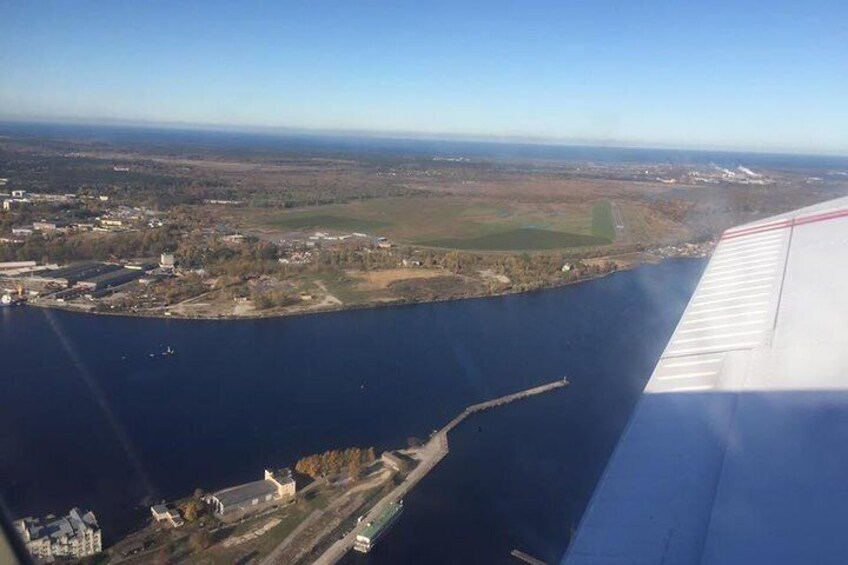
[0, 259, 704, 562]
[3, 120, 847, 170]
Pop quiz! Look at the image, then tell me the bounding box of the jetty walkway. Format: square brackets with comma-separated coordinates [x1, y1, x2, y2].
[307, 377, 570, 565]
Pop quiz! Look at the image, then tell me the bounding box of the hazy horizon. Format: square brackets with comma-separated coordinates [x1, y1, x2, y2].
[2, 1, 847, 156]
[5, 116, 848, 160]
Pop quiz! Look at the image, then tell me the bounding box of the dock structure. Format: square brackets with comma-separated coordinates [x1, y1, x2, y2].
[511, 549, 549, 565]
[444, 378, 569, 436]
[306, 377, 569, 565]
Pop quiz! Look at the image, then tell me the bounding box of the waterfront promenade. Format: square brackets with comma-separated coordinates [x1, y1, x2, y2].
[305, 378, 570, 565]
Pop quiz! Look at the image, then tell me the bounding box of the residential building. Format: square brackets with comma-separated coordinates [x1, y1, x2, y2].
[14, 508, 102, 563]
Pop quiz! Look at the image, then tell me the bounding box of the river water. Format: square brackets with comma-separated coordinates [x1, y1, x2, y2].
[0, 259, 703, 563]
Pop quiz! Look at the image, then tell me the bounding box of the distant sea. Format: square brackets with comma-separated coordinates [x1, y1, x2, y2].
[2, 120, 848, 171]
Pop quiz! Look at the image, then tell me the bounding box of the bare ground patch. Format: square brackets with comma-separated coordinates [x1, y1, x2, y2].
[347, 268, 448, 291]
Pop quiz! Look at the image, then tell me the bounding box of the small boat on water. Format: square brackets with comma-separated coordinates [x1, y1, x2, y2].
[354, 501, 404, 553]
[162, 346, 175, 356]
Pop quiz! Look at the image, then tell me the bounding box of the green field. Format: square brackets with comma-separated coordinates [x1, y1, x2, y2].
[591, 201, 616, 240]
[248, 197, 617, 251]
[422, 228, 609, 251]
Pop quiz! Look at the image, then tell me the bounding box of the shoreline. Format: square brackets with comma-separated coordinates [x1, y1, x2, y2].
[22, 254, 709, 322]
[22, 260, 655, 322]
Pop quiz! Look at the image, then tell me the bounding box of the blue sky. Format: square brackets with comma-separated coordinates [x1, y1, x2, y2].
[2, 1, 846, 154]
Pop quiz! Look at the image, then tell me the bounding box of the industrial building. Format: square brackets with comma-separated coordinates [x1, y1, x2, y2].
[209, 468, 296, 519]
[40, 263, 122, 287]
[14, 508, 102, 563]
[75, 267, 147, 291]
[0, 261, 153, 297]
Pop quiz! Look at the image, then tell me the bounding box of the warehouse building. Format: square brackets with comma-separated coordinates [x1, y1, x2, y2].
[75, 267, 147, 291]
[41, 263, 121, 287]
[209, 468, 296, 520]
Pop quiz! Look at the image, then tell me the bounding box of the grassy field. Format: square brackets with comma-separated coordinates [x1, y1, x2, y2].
[591, 200, 616, 240]
[423, 228, 609, 250]
[240, 196, 614, 251]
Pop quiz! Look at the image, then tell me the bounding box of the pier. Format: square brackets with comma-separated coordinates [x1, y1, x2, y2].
[511, 549, 549, 565]
[306, 377, 569, 565]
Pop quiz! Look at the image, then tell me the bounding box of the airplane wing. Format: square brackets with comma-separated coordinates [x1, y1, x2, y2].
[564, 196, 848, 565]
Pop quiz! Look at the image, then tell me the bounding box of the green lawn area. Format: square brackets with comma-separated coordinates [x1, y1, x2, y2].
[247, 197, 615, 251]
[316, 273, 368, 304]
[591, 201, 616, 241]
[422, 228, 610, 251]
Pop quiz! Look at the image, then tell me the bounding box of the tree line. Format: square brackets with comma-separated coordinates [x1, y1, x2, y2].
[295, 447, 376, 480]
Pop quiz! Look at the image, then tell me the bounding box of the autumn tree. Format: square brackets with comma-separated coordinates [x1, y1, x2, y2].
[348, 458, 363, 480]
[295, 446, 375, 479]
[183, 500, 203, 522]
